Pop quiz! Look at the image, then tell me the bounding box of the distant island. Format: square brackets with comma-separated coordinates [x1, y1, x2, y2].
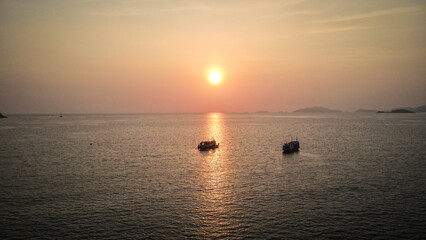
[355, 109, 377, 113]
[376, 105, 425, 113]
[293, 106, 341, 113]
[293, 105, 425, 113]
[355, 105, 425, 113]
[377, 109, 415, 113]
[414, 105, 426, 112]
[0, 113, 7, 118]
[400, 105, 426, 113]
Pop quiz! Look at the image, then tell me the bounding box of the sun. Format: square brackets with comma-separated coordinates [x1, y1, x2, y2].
[209, 71, 222, 85]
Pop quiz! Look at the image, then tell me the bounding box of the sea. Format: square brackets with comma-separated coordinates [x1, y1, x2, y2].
[0, 113, 425, 239]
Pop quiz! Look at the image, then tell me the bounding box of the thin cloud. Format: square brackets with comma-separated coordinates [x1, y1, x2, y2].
[82, 2, 212, 17]
[301, 25, 376, 35]
[317, 5, 425, 23]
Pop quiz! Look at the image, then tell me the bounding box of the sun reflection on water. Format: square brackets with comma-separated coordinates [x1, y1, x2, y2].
[207, 113, 222, 143]
[196, 113, 237, 237]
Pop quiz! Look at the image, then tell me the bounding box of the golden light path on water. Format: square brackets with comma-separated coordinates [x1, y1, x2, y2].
[197, 113, 236, 237]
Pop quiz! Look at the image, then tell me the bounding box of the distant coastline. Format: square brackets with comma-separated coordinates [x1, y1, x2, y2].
[377, 109, 414, 114]
[374, 105, 425, 113]
[293, 106, 341, 113]
[292, 104, 426, 114]
[2, 104, 425, 115]
[355, 109, 376, 113]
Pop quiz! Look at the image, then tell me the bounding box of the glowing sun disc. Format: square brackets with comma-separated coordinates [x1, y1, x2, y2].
[209, 71, 222, 84]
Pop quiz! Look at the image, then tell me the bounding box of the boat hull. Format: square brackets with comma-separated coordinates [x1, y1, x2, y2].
[198, 145, 219, 151]
[283, 149, 299, 154]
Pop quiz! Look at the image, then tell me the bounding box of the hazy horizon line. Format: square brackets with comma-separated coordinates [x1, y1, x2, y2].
[3, 103, 426, 115]
[3, 110, 425, 116]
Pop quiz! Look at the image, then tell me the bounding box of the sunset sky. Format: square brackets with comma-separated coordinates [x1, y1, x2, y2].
[1, 0, 425, 113]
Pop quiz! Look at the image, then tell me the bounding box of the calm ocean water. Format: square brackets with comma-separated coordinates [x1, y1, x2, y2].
[1, 113, 425, 239]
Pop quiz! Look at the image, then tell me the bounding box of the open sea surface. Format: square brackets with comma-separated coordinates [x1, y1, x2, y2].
[1, 113, 425, 239]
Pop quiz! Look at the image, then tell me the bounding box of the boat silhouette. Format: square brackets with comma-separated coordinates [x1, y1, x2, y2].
[198, 140, 219, 151]
[282, 140, 300, 154]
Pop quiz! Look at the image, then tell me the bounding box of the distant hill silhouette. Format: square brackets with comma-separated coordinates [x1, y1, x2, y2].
[355, 109, 376, 113]
[377, 109, 415, 113]
[413, 105, 426, 112]
[377, 105, 426, 113]
[293, 106, 341, 113]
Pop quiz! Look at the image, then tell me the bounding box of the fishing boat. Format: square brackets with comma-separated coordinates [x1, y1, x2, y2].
[198, 140, 219, 151]
[282, 140, 300, 154]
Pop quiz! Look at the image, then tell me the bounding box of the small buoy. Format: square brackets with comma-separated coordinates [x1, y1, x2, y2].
[90, 143, 92, 145]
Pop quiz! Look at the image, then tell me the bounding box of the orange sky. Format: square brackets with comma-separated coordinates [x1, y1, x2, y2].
[1, 0, 425, 113]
